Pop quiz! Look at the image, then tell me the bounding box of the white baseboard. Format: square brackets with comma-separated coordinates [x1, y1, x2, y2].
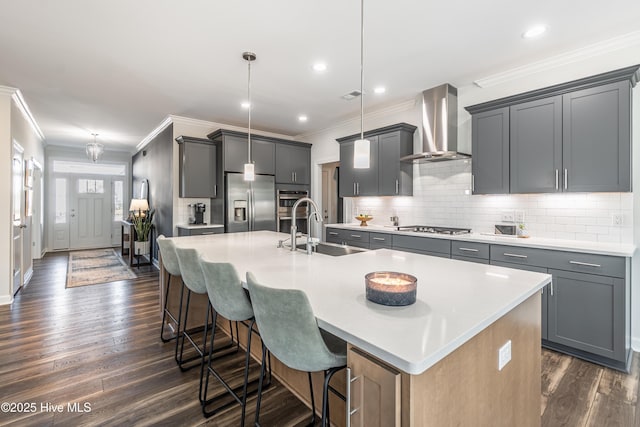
[0, 295, 14, 305]
[24, 268, 33, 285]
[632, 337, 640, 352]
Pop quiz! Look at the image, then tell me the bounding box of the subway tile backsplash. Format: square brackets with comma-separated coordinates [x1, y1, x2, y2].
[175, 197, 211, 226]
[350, 160, 632, 244]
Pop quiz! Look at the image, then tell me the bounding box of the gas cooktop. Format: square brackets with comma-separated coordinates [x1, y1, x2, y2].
[395, 225, 472, 235]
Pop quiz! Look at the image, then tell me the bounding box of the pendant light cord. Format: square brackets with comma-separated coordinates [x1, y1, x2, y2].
[360, 0, 365, 141]
[247, 58, 252, 163]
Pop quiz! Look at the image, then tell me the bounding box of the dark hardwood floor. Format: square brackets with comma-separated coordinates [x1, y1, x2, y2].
[1, 250, 638, 426]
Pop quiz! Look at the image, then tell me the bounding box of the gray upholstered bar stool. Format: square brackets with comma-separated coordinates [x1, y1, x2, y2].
[199, 259, 270, 424]
[247, 272, 347, 427]
[173, 247, 214, 379]
[157, 235, 183, 343]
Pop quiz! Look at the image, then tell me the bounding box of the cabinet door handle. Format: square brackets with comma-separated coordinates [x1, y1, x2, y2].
[353, 182, 356, 195]
[292, 172, 295, 182]
[395, 179, 399, 194]
[458, 247, 479, 252]
[504, 253, 527, 259]
[346, 367, 360, 427]
[555, 169, 559, 190]
[201, 231, 217, 235]
[564, 168, 568, 190]
[329, 232, 339, 236]
[550, 280, 554, 296]
[294, 172, 297, 182]
[350, 234, 361, 238]
[372, 237, 386, 241]
[356, 182, 360, 195]
[569, 260, 601, 268]
[472, 175, 475, 192]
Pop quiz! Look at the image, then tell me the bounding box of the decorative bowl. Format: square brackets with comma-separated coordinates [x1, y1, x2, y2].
[365, 271, 417, 306]
[355, 215, 373, 226]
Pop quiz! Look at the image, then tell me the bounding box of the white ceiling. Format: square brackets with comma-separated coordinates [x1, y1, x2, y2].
[1, 0, 639, 151]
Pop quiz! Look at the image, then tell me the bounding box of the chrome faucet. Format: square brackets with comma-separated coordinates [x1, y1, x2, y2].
[290, 197, 323, 254]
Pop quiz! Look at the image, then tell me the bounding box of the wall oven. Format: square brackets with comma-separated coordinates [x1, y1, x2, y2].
[277, 190, 308, 233]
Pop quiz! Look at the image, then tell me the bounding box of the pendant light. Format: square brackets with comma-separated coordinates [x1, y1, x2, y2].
[353, 0, 370, 169]
[243, 51, 256, 181]
[86, 133, 104, 163]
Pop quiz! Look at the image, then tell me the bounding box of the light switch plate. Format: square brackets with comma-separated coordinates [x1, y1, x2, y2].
[498, 340, 512, 371]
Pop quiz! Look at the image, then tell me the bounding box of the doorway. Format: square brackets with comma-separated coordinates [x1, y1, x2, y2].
[321, 162, 340, 225]
[12, 142, 25, 295]
[69, 177, 112, 249]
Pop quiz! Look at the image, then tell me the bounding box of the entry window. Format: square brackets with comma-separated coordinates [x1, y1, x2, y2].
[113, 180, 124, 221]
[78, 179, 104, 194]
[55, 178, 67, 224]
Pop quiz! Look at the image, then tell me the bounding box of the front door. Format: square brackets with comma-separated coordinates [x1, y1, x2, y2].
[69, 177, 112, 249]
[12, 143, 25, 295]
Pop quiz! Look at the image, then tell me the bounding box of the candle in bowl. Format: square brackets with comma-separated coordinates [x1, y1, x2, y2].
[365, 271, 417, 306]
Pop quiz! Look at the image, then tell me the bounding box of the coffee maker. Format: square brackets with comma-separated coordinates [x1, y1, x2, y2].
[188, 203, 206, 225]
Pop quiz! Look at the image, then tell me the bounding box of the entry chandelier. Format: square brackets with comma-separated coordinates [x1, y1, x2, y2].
[353, 0, 370, 169]
[86, 133, 104, 163]
[243, 51, 257, 181]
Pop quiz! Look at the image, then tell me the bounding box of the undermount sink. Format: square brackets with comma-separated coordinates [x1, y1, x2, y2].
[296, 242, 365, 257]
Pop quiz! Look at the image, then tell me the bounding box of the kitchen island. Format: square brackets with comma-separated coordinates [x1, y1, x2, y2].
[161, 231, 550, 426]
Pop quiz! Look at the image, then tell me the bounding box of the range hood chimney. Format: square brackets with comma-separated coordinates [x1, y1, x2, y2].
[400, 84, 470, 163]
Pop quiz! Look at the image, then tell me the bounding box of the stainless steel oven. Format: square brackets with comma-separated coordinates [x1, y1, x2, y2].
[277, 190, 308, 233]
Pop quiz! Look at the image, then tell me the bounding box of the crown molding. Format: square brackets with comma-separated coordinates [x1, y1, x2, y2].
[296, 98, 416, 140]
[11, 89, 45, 141]
[0, 85, 17, 96]
[473, 30, 640, 88]
[135, 116, 173, 152]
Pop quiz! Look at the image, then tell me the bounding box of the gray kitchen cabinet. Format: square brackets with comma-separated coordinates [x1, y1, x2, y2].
[547, 269, 626, 362]
[392, 234, 450, 258]
[369, 232, 392, 249]
[562, 81, 631, 192]
[338, 137, 379, 197]
[337, 123, 416, 197]
[378, 130, 414, 196]
[275, 142, 311, 185]
[177, 225, 224, 236]
[466, 65, 638, 195]
[176, 136, 218, 198]
[510, 96, 562, 193]
[207, 129, 277, 175]
[325, 227, 370, 248]
[471, 107, 509, 194]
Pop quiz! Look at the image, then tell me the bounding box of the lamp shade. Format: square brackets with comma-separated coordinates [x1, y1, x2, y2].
[353, 138, 370, 169]
[129, 198, 149, 212]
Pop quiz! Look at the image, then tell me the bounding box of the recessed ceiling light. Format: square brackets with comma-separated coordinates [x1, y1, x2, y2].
[298, 115, 308, 122]
[374, 86, 386, 94]
[241, 101, 251, 109]
[522, 25, 547, 39]
[313, 62, 327, 72]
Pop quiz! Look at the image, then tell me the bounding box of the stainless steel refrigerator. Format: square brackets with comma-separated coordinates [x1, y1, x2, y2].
[225, 173, 276, 233]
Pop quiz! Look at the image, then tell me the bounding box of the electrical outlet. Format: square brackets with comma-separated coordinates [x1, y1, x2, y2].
[514, 210, 525, 223]
[501, 210, 515, 223]
[611, 213, 623, 226]
[498, 340, 512, 371]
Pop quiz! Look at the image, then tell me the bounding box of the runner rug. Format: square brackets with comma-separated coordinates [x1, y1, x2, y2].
[66, 248, 136, 288]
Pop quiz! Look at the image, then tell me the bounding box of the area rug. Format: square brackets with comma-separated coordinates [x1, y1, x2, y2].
[66, 248, 137, 288]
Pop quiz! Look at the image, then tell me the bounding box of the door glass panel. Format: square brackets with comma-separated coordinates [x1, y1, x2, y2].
[55, 178, 67, 224]
[13, 158, 22, 222]
[77, 179, 104, 194]
[113, 180, 124, 221]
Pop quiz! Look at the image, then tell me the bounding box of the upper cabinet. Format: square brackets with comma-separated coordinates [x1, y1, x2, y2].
[471, 107, 510, 195]
[208, 129, 311, 178]
[275, 142, 311, 185]
[337, 123, 416, 197]
[176, 136, 218, 198]
[466, 65, 638, 194]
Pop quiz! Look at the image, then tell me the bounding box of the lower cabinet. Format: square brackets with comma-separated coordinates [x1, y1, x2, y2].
[177, 226, 224, 237]
[548, 269, 625, 362]
[347, 345, 401, 427]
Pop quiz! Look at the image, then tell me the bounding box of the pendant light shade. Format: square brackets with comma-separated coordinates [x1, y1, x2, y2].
[353, 0, 370, 169]
[243, 51, 257, 181]
[354, 139, 370, 168]
[86, 133, 104, 163]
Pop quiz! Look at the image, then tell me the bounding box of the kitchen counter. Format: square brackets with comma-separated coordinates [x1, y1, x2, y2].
[169, 230, 549, 375]
[325, 223, 636, 257]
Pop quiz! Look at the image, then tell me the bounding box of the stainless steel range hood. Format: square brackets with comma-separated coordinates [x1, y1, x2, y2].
[400, 84, 470, 163]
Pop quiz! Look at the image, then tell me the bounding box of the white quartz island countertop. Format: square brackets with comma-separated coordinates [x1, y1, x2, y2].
[170, 231, 551, 375]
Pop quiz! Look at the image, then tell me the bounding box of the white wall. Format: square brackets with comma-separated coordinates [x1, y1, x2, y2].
[0, 91, 12, 304]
